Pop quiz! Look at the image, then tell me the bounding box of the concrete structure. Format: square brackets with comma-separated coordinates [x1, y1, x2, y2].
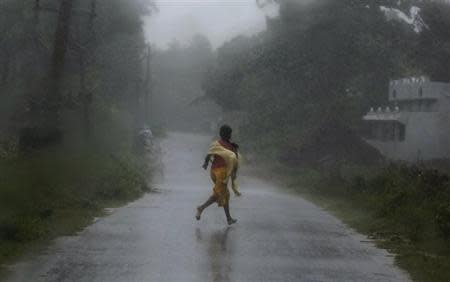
[362, 77, 450, 161]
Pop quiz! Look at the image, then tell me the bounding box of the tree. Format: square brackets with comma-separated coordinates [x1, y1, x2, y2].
[416, 2, 450, 82]
[204, 0, 417, 164]
[0, 0, 157, 150]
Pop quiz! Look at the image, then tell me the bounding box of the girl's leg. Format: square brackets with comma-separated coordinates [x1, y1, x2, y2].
[199, 196, 216, 211]
[223, 203, 237, 225]
[231, 183, 241, 196]
[196, 196, 216, 220]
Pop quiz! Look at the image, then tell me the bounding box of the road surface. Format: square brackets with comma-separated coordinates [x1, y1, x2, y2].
[5, 132, 410, 282]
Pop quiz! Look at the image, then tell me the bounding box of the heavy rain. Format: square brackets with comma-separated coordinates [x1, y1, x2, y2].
[1, 0, 450, 281]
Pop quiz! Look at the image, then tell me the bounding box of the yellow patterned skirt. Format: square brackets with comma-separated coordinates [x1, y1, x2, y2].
[210, 167, 230, 207]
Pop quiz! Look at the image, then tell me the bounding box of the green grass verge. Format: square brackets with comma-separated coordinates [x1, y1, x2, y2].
[0, 148, 150, 277]
[267, 163, 450, 282]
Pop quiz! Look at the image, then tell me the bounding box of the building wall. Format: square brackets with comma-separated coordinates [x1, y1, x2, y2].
[389, 80, 450, 101]
[366, 112, 442, 161]
[437, 96, 450, 159]
[364, 79, 450, 162]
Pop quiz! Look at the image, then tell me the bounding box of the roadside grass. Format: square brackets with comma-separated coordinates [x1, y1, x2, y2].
[0, 147, 149, 276]
[271, 163, 450, 282]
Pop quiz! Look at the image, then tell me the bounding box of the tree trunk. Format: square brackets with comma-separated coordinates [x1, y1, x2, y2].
[45, 0, 74, 128]
[79, 0, 97, 141]
[143, 45, 152, 124]
[134, 79, 142, 132]
[19, 0, 74, 150]
[1, 54, 9, 85]
[79, 51, 92, 140]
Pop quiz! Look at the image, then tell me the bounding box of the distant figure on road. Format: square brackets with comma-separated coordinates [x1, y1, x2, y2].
[196, 125, 241, 225]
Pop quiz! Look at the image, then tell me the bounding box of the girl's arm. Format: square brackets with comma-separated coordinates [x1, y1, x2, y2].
[231, 142, 239, 158]
[202, 154, 212, 170]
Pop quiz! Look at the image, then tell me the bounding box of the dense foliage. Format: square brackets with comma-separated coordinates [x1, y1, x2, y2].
[0, 0, 153, 148]
[284, 161, 450, 282]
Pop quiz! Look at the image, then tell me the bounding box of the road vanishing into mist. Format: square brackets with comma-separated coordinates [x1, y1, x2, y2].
[5, 133, 410, 282]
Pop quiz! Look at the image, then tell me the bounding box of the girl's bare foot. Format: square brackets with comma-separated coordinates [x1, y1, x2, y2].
[227, 218, 237, 225]
[195, 207, 202, 220]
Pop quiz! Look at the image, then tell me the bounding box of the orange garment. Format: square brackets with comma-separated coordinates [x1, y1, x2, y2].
[211, 139, 235, 169]
[210, 167, 230, 207]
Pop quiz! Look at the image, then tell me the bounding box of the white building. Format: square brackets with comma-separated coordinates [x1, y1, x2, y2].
[362, 77, 450, 161]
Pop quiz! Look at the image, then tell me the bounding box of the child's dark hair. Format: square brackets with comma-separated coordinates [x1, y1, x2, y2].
[219, 124, 232, 141]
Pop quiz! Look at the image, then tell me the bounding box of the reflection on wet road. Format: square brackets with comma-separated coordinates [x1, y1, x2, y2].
[196, 227, 233, 282]
[5, 133, 410, 282]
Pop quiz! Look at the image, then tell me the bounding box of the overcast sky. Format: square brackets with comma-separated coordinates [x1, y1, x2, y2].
[144, 0, 278, 49]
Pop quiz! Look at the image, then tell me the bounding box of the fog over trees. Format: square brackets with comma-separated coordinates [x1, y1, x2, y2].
[2, 0, 450, 281]
[151, 34, 220, 132]
[0, 0, 157, 150]
[200, 0, 450, 165]
[0, 0, 157, 266]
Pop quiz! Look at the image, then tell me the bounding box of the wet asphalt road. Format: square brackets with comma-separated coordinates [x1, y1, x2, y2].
[5, 132, 410, 282]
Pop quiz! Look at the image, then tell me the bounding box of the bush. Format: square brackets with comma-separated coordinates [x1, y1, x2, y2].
[0, 148, 147, 247]
[344, 164, 450, 242]
[0, 217, 47, 242]
[436, 204, 450, 237]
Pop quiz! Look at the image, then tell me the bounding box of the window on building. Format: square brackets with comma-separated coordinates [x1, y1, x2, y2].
[398, 99, 437, 112]
[392, 89, 397, 99]
[424, 100, 437, 112]
[362, 121, 405, 142]
[418, 87, 423, 97]
[364, 121, 405, 142]
[419, 100, 425, 112]
[377, 122, 395, 142]
[388, 122, 395, 141]
[397, 123, 405, 141]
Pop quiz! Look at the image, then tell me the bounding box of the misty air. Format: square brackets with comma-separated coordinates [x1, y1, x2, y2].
[1, 0, 450, 281]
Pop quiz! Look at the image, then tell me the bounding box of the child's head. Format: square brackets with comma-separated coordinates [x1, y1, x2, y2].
[219, 124, 232, 141]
